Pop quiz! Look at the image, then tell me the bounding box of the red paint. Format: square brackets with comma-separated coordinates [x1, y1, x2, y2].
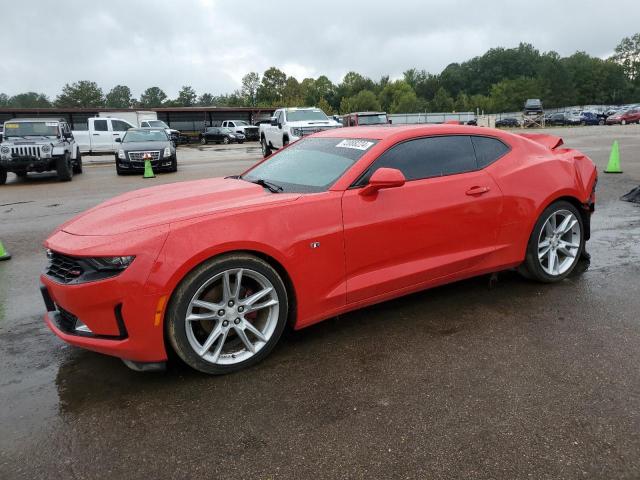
[42, 125, 597, 363]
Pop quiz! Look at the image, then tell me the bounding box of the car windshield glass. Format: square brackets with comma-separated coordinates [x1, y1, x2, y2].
[242, 137, 376, 193]
[286, 109, 328, 122]
[146, 120, 168, 128]
[233, 121, 249, 126]
[3, 122, 58, 137]
[123, 130, 167, 142]
[357, 114, 388, 125]
[221, 128, 233, 134]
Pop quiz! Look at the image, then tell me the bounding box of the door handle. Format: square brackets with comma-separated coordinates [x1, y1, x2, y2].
[113, 133, 120, 135]
[465, 186, 490, 196]
[92, 133, 99, 136]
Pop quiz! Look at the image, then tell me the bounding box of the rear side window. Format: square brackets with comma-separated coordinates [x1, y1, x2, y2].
[111, 120, 132, 132]
[93, 119, 108, 131]
[363, 135, 477, 182]
[471, 136, 510, 168]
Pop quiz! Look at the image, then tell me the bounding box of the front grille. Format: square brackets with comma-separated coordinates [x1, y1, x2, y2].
[12, 145, 41, 157]
[46, 252, 84, 284]
[298, 126, 339, 136]
[128, 151, 160, 161]
[243, 127, 259, 139]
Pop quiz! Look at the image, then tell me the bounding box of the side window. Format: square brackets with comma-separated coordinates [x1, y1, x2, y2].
[362, 136, 477, 183]
[228, 122, 235, 127]
[111, 120, 132, 132]
[141, 121, 149, 127]
[471, 136, 510, 168]
[93, 119, 108, 132]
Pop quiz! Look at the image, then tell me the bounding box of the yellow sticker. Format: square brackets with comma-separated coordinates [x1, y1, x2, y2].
[5, 123, 19, 129]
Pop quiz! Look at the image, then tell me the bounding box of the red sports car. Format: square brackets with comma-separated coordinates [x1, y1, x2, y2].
[41, 125, 597, 374]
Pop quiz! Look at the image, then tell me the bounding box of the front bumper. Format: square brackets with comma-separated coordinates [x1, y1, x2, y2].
[0, 156, 53, 171]
[118, 154, 175, 171]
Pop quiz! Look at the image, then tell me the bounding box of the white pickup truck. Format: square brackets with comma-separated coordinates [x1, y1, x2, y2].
[259, 107, 341, 157]
[221, 120, 259, 141]
[73, 117, 135, 154]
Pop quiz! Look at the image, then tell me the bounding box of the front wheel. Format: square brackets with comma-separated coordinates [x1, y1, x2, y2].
[200, 137, 207, 145]
[519, 201, 584, 283]
[73, 151, 83, 174]
[170, 156, 178, 172]
[223, 137, 230, 145]
[0, 169, 6, 185]
[166, 254, 288, 375]
[56, 154, 73, 182]
[261, 137, 272, 158]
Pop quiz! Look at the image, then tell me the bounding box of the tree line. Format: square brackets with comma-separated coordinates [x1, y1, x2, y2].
[2, 34, 639, 114]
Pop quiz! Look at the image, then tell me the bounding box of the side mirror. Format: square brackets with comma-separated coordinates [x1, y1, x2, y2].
[270, 117, 278, 126]
[115, 137, 121, 143]
[360, 168, 406, 196]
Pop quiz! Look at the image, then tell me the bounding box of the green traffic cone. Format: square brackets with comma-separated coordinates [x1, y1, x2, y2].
[604, 140, 622, 174]
[0, 240, 11, 261]
[143, 158, 155, 179]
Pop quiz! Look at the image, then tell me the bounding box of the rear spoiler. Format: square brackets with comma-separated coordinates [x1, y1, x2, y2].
[518, 133, 564, 150]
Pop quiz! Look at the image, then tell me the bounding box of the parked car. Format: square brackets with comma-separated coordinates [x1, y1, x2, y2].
[40, 124, 597, 374]
[495, 117, 520, 128]
[579, 112, 605, 126]
[221, 120, 259, 141]
[547, 112, 581, 126]
[342, 112, 389, 126]
[139, 119, 184, 144]
[114, 128, 177, 175]
[259, 107, 341, 157]
[200, 127, 245, 145]
[524, 98, 543, 114]
[606, 108, 640, 125]
[73, 117, 135, 154]
[0, 118, 82, 184]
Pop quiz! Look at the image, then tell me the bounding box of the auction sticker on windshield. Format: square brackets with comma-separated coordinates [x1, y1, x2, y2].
[5, 123, 19, 129]
[335, 139, 375, 151]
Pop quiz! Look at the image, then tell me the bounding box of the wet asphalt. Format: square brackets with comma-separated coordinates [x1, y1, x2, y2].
[1, 127, 640, 479]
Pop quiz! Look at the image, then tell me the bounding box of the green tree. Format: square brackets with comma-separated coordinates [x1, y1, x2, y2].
[612, 33, 640, 81]
[198, 93, 215, 106]
[490, 77, 542, 112]
[105, 85, 133, 108]
[430, 87, 455, 112]
[343, 90, 381, 113]
[139, 87, 167, 107]
[337, 72, 375, 100]
[7, 92, 52, 108]
[257, 67, 287, 105]
[282, 77, 303, 105]
[55, 80, 104, 108]
[241, 72, 261, 106]
[379, 81, 420, 113]
[175, 86, 197, 106]
[317, 97, 334, 115]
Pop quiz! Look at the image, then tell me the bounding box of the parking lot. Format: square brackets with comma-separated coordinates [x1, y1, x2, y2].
[1, 126, 640, 478]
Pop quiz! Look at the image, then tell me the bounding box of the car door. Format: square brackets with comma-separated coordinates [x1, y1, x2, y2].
[89, 119, 113, 152]
[110, 119, 133, 148]
[342, 135, 503, 304]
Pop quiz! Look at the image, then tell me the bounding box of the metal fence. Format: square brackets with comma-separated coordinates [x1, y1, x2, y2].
[389, 112, 476, 124]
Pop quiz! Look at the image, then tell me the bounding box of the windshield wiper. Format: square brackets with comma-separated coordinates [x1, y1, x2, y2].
[248, 178, 283, 193]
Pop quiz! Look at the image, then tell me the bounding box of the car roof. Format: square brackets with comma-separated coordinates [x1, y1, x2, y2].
[6, 118, 64, 123]
[314, 124, 506, 140]
[129, 127, 166, 131]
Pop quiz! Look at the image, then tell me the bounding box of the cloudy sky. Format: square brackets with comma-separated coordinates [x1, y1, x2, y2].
[1, 0, 639, 99]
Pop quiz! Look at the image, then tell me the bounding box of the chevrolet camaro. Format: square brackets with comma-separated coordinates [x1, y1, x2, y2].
[40, 125, 597, 374]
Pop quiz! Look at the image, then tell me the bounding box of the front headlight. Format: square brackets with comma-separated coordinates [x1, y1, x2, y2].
[41, 145, 51, 153]
[86, 256, 136, 271]
[1, 146, 9, 154]
[228, 134, 236, 138]
[163, 146, 171, 157]
[118, 149, 126, 160]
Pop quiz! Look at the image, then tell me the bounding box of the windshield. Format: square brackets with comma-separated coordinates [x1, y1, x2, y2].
[146, 120, 169, 128]
[123, 129, 167, 143]
[233, 120, 249, 126]
[3, 121, 59, 137]
[242, 137, 376, 193]
[285, 109, 328, 122]
[358, 114, 388, 125]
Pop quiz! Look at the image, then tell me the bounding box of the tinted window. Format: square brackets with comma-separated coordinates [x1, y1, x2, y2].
[93, 119, 108, 132]
[363, 135, 477, 183]
[111, 120, 132, 132]
[471, 136, 510, 168]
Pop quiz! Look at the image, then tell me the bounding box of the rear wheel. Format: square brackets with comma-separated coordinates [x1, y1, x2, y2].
[519, 201, 584, 283]
[56, 153, 73, 182]
[223, 137, 230, 145]
[0, 169, 6, 185]
[261, 137, 272, 158]
[166, 254, 288, 375]
[200, 137, 207, 145]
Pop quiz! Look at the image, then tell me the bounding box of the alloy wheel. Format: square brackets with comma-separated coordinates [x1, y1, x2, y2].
[185, 268, 280, 365]
[537, 209, 581, 276]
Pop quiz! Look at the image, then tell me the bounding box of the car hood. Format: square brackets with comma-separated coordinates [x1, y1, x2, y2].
[61, 178, 301, 236]
[287, 120, 341, 128]
[120, 141, 171, 151]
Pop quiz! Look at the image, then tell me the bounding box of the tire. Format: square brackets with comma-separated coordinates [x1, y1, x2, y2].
[170, 156, 178, 173]
[261, 137, 272, 158]
[223, 137, 230, 145]
[238, 141, 244, 144]
[200, 137, 207, 145]
[598, 120, 605, 126]
[0, 169, 6, 185]
[115, 157, 124, 176]
[519, 201, 584, 283]
[580, 121, 586, 126]
[56, 153, 73, 182]
[72, 151, 83, 174]
[283, 137, 289, 147]
[15, 171, 28, 178]
[166, 253, 289, 375]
